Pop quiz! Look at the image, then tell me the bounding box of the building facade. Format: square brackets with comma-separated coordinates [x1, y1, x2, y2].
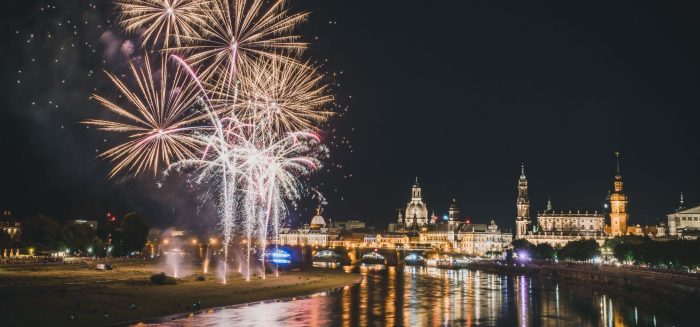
[457, 221, 513, 256]
[667, 193, 700, 237]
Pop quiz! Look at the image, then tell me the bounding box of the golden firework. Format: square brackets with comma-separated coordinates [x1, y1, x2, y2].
[181, 0, 309, 83]
[116, 0, 209, 48]
[84, 55, 206, 177]
[237, 58, 333, 134]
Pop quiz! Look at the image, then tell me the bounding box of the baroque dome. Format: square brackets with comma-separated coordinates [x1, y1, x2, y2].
[405, 202, 428, 219]
[310, 207, 326, 228]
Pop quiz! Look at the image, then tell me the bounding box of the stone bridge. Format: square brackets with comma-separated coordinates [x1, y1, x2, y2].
[275, 245, 442, 266]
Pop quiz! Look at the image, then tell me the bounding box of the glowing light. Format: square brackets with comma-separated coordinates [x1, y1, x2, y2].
[267, 249, 292, 264]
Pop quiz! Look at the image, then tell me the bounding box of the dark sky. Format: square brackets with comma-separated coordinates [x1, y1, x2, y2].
[1, 1, 699, 231]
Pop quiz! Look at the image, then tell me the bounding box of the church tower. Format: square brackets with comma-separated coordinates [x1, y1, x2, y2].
[515, 164, 530, 238]
[609, 152, 628, 236]
[448, 198, 459, 230]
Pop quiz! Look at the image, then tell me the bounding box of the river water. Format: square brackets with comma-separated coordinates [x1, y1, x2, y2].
[147, 266, 675, 326]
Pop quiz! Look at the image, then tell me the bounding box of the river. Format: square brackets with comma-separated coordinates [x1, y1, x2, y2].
[146, 266, 676, 326]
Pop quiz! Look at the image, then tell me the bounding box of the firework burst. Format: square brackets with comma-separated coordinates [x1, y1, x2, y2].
[180, 0, 309, 86]
[84, 54, 205, 177]
[237, 59, 334, 134]
[117, 0, 209, 48]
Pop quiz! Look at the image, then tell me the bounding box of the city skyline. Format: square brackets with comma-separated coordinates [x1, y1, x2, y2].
[1, 2, 699, 326]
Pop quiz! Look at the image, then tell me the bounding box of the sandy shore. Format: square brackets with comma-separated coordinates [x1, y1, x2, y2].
[0, 260, 360, 326]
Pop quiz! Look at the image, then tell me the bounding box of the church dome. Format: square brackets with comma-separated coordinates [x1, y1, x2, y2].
[310, 207, 326, 228]
[405, 202, 428, 219]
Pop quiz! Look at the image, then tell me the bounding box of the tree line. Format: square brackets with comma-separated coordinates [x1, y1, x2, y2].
[511, 236, 700, 269]
[1, 212, 149, 257]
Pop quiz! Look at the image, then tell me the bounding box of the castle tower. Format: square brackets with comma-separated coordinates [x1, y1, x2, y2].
[609, 152, 628, 236]
[515, 164, 531, 238]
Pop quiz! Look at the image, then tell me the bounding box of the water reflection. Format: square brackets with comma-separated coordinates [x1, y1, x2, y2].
[145, 267, 674, 326]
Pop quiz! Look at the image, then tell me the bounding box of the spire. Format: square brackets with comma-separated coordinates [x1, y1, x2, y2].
[612, 152, 624, 192]
[520, 163, 526, 177]
[678, 192, 686, 211]
[546, 196, 552, 212]
[315, 206, 321, 216]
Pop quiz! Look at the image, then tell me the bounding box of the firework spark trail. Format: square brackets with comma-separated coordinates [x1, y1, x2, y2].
[91, 0, 334, 283]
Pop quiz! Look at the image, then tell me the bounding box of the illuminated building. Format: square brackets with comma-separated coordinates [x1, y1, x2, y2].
[456, 220, 513, 256]
[400, 177, 429, 227]
[667, 193, 700, 238]
[517, 155, 626, 246]
[279, 195, 511, 257]
[608, 152, 628, 236]
[279, 209, 337, 247]
[412, 199, 512, 255]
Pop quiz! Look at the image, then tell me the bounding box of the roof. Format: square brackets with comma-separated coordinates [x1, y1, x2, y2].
[673, 205, 700, 215]
[457, 223, 488, 232]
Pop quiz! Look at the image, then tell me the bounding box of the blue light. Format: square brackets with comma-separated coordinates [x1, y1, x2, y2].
[267, 249, 292, 264]
[443, 215, 448, 220]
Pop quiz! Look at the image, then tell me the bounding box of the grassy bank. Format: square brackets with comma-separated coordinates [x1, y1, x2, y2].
[0, 260, 359, 326]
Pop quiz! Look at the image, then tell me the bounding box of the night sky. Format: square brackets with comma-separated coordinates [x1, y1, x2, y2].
[1, 1, 699, 231]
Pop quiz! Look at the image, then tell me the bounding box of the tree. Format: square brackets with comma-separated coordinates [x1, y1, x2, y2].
[533, 243, 556, 260]
[559, 239, 600, 262]
[21, 214, 64, 250]
[63, 223, 96, 255]
[121, 212, 149, 255]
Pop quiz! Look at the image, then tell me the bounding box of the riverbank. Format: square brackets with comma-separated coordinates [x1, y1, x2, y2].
[0, 260, 360, 326]
[467, 261, 700, 324]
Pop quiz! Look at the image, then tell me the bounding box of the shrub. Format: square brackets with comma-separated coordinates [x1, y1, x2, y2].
[150, 272, 177, 285]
